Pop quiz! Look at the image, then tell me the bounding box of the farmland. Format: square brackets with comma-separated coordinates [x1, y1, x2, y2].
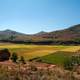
[39, 51, 74, 66]
[0, 43, 80, 60]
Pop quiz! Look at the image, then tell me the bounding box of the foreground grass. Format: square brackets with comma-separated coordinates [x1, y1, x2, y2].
[0, 61, 80, 80]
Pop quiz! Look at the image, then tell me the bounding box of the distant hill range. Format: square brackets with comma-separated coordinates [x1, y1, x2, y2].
[0, 24, 80, 45]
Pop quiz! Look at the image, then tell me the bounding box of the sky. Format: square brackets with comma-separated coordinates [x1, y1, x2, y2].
[0, 0, 80, 34]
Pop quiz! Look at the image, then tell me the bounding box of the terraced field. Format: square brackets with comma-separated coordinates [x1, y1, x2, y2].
[0, 43, 80, 60]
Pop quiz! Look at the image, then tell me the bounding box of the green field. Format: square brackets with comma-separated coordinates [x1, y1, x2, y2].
[39, 51, 75, 66]
[0, 43, 80, 61]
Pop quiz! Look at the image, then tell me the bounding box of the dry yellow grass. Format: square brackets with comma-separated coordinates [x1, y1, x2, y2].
[61, 46, 80, 52]
[0, 43, 80, 60]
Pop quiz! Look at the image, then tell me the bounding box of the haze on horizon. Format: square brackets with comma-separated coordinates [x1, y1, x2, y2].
[0, 0, 80, 34]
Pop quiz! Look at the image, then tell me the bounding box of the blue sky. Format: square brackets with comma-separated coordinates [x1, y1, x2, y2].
[0, 0, 80, 34]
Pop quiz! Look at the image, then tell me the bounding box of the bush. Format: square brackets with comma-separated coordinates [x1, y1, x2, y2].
[11, 52, 18, 63]
[0, 48, 11, 61]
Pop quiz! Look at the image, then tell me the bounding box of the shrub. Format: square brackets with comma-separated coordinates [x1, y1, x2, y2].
[0, 48, 11, 61]
[11, 52, 18, 63]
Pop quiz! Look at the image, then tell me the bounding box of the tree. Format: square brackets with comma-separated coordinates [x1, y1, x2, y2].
[11, 52, 18, 63]
[0, 48, 11, 61]
[19, 56, 26, 64]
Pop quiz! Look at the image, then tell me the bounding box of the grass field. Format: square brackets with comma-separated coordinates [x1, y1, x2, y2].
[0, 43, 80, 60]
[39, 51, 75, 66]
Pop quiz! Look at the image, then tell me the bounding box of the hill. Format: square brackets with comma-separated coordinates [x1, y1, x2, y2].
[0, 29, 31, 43]
[31, 24, 80, 45]
[34, 24, 80, 40]
[0, 24, 80, 45]
[34, 31, 47, 36]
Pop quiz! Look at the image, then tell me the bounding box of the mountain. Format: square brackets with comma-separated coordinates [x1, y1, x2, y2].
[0, 24, 80, 45]
[34, 31, 47, 36]
[34, 24, 80, 41]
[67, 24, 80, 33]
[0, 29, 25, 36]
[0, 29, 30, 42]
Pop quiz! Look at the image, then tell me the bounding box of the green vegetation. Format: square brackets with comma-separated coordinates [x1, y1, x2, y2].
[64, 54, 80, 70]
[38, 51, 74, 65]
[37, 50, 80, 70]
[11, 52, 18, 63]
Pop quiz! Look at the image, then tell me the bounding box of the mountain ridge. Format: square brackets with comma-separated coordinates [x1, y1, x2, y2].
[0, 24, 80, 45]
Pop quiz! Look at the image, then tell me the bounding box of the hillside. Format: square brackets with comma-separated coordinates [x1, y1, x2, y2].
[0, 24, 80, 45]
[34, 24, 80, 40]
